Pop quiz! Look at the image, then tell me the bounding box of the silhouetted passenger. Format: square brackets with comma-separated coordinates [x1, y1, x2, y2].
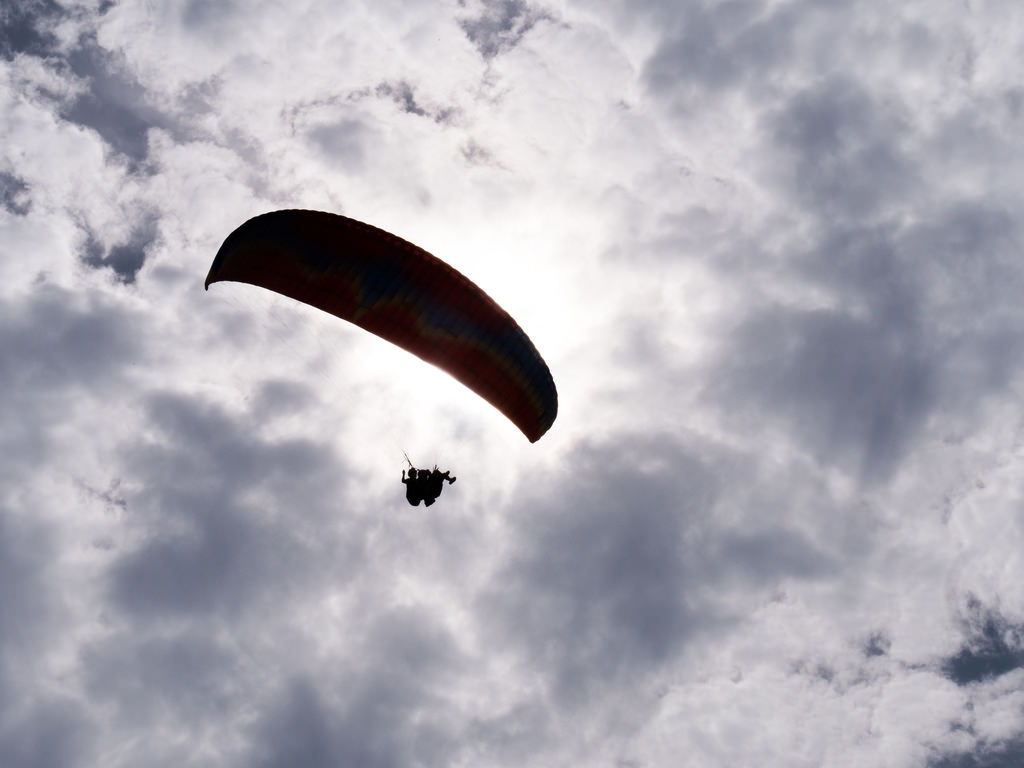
[421, 466, 456, 507]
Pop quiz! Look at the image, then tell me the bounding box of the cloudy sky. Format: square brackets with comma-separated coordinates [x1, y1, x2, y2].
[3, 0, 1024, 765]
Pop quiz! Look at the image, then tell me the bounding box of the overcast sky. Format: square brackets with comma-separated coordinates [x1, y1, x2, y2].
[2, 0, 1024, 766]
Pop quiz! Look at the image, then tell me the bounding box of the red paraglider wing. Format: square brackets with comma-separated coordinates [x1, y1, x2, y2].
[205, 210, 557, 442]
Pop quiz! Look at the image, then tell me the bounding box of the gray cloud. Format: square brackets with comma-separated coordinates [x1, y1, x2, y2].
[692, 65, 1024, 481]
[0, 284, 163, 765]
[864, 632, 890, 658]
[0, 0, 63, 60]
[74, 387, 376, 763]
[459, 0, 554, 59]
[459, 139, 498, 166]
[713, 524, 832, 582]
[703, 191, 1024, 482]
[482, 435, 714, 703]
[0, 285, 143, 485]
[375, 80, 459, 125]
[0, 511, 56, 668]
[249, 379, 317, 422]
[0, 462, 94, 767]
[377, 80, 429, 118]
[929, 739, 1024, 768]
[0, 694, 95, 768]
[251, 680, 342, 768]
[643, 0, 800, 105]
[107, 390, 361, 619]
[942, 598, 1024, 686]
[247, 607, 464, 768]
[80, 210, 160, 284]
[768, 77, 915, 222]
[307, 119, 368, 170]
[181, 0, 243, 33]
[0, 171, 31, 215]
[80, 627, 246, 741]
[62, 35, 170, 167]
[711, 301, 936, 482]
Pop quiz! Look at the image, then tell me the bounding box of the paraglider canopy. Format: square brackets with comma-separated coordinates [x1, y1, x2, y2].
[206, 209, 557, 441]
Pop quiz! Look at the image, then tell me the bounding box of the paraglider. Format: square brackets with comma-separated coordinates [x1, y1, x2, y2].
[205, 209, 557, 503]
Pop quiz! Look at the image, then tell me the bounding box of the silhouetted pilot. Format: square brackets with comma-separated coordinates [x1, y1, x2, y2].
[402, 468, 425, 506]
